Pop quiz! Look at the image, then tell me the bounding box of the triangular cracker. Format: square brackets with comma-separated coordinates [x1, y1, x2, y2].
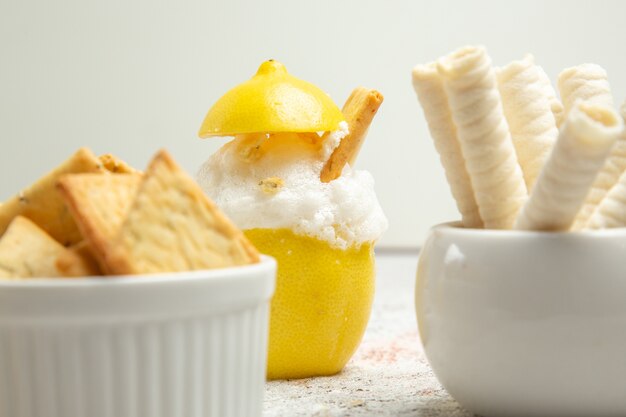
[99, 153, 140, 174]
[104, 150, 259, 275]
[0, 216, 88, 278]
[57, 173, 142, 271]
[55, 241, 102, 277]
[0, 148, 104, 246]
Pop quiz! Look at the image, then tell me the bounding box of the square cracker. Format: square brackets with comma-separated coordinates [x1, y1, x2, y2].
[0, 216, 90, 278]
[57, 173, 142, 272]
[0, 148, 104, 246]
[104, 149, 260, 275]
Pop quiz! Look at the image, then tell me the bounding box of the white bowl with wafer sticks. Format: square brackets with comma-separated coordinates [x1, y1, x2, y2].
[413, 45, 626, 416]
[0, 148, 275, 417]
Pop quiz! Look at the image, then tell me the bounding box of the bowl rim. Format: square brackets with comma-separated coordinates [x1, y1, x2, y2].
[0, 255, 276, 289]
[432, 221, 626, 239]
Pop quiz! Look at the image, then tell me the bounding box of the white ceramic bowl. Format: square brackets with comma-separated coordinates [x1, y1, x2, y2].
[0, 256, 276, 417]
[416, 223, 626, 417]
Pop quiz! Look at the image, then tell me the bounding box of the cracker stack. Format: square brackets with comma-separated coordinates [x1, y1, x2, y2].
[0, 149, 259, 279]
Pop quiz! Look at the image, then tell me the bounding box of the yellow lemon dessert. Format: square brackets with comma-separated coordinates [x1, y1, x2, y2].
[197, 61, 387, 379]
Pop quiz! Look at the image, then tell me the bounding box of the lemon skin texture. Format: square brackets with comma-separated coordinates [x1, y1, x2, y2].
[199, 61, 345, 137]
[244, 228, 375, 380]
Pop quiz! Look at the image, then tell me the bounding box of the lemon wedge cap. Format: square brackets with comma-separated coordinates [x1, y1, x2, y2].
[198, 60, 345, 137]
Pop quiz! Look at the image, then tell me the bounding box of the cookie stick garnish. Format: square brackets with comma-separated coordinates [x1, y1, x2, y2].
[496, 55, 559, 191]
[437, 45, 527, 229]
[320, 87, 383, 183]
[558, 64, 614, 120]
[514, 102, 622, 231]
[412, 62, 483, 228]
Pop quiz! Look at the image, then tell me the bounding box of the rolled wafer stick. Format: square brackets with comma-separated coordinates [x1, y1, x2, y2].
[496, 55, 559, 191]
[535, 66, 565, 127]
[584, 102, 626, 229]
[437, 45, 527, 229]
[573, 126, 626, 229]
[558, 64, 614, 119]
[320, 87, 383, 183]
[585, 170, 626, 229]
[514, 102, 623, 231]
[412, 62, 483, 228]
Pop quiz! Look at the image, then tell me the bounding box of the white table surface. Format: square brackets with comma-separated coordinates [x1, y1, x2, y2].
[263, 251, 473, 417]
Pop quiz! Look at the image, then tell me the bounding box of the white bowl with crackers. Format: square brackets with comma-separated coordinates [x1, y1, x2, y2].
[0, 148, 274, 417]
[413, 45, 626, 416]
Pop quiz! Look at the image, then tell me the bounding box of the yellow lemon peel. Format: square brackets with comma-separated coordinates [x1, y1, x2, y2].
[244, 228, 375, 380]
[199, 61, 345, 137]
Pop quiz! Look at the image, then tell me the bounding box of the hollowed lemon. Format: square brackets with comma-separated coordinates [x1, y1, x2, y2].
[244, 228, 375, 380]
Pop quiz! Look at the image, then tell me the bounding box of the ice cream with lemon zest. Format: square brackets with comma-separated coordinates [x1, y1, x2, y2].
[197, 60, 386, 379]
[197, 122, 388, 249]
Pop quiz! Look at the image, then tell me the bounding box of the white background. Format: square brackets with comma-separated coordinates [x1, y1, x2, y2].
[1, 0, 625, 248]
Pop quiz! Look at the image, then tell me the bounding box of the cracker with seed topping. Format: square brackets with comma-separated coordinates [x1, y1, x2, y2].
[0, 148, 104, 246]
[104, 150, 259, 275]
[57, 173, 142, 272]
[55, 241, 102, 277]
[0, 216, 92, 278]
[99, 153, 140, 174]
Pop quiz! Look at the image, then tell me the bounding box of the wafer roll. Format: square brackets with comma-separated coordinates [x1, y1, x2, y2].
[412, 62, 483, 228]
[514, 102, 622, 231]
[586, 170, 626, 229]
[536, 65, 564, 127]
[497, 55, 559, 191]
[437, 46, 527, 229]
[558, 64, 614, 119]
[573, 127, 626, 229]
[584, 102, 626, 229]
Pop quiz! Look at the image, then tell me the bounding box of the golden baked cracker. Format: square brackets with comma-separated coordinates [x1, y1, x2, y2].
[105, 150, 260, 275]
[55, 241, 102, 277]
[0, 216, 74, 278]
[320, 87, 383, 183]
[0, 148, 104, 246]
[99, 153, 140, 174]
[57, 173, 141, 271]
